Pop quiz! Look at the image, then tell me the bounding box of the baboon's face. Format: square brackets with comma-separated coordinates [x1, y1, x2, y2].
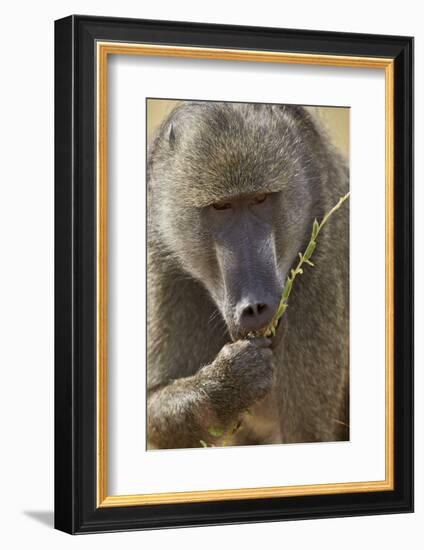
[149, 103, 313, 341]
[200, 192, 282, 340]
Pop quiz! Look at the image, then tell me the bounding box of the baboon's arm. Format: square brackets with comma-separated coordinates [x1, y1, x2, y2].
[147, 339, 275, 449]
[147, 371, 216, 449]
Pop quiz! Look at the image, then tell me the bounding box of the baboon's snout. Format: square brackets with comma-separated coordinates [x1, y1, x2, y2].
[212, 209, 281, 339]
[235, 292, 278, 334]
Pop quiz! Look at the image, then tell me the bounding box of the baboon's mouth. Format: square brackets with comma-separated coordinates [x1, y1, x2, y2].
[229, 315, 281, 343]
[247, 316, 281, 340]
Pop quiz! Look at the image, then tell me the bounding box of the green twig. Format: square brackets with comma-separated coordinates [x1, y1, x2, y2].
[254, 192, 350, 338]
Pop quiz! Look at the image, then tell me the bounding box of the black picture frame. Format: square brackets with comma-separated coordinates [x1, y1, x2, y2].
[55, 14, 414, 534]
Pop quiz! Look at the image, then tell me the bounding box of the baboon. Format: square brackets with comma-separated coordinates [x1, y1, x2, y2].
[147, 101, 349, 449]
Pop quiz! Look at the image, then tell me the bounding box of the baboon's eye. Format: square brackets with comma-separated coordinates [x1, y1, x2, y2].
[212, 202, 232, 210]
[252, 193, 267, 205]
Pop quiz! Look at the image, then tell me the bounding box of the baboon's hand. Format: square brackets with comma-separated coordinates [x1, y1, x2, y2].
[198, 338, 275, 422]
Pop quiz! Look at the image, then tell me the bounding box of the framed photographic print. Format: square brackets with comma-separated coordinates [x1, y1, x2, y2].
[54, 15, 414, 534]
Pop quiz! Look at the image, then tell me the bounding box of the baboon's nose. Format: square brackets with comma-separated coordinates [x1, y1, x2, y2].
[237, 297, 276, 333]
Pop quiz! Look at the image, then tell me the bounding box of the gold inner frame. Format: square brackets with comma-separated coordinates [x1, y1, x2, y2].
[96, 42, 395, 508]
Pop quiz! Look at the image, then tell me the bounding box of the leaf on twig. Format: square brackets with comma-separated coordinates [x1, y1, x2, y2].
[208, 427, 225, 438]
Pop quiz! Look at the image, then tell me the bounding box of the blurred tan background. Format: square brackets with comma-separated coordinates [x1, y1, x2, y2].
[147, 99, 349, 159]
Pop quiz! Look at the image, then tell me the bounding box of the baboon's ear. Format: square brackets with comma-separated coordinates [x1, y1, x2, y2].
[168, 123, 176, 150]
